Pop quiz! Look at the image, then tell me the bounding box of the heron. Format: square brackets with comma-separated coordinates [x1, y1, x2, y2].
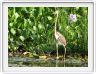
[54, 10, 67, 66]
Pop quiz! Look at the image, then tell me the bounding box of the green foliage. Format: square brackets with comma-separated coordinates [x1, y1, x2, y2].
[8, 7, 88, 55]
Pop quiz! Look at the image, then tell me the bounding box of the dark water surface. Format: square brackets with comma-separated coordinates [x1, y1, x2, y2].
[8, 56, 88, 67]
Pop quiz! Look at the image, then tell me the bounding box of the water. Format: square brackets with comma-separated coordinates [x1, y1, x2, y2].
[8, 56, 88, 67]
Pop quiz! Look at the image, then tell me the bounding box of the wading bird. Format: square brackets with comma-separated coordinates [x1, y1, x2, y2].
[54, 10, 67, 66]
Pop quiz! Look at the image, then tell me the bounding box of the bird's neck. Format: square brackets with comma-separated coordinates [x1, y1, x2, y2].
[55, 11, 58, 35]
[55, 23, 56, 35]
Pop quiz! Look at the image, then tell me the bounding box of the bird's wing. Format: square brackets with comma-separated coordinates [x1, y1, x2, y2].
[56, 32, 67, 46]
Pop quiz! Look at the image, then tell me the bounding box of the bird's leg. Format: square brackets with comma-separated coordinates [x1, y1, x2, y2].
[64, 47, 66, 67]
[56, 43, 59, 67]
[56, 43, 59, 60]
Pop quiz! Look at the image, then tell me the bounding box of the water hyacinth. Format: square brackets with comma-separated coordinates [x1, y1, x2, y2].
[69, 14, 77, 24]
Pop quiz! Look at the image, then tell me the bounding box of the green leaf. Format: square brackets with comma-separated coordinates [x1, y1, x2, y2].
[10, 38, 13, 42]
[33, 26, 37, 31]
[19, 36, 25, 41]
[14, 12, 19, 19]
[10, 28, 16, 35]
[47, 16, 52, 20]
[9, 23, 13, 27]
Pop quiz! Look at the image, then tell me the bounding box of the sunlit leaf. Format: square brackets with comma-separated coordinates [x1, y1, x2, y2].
[10, 38, 13, 42]
[9, 23, 13, 27]
[11, 28, 16, 35]
[14, 12, 19, 19]
[19, 36, 25, 41]
[47, 16, 52, 20]
[33, 26, 37, 31]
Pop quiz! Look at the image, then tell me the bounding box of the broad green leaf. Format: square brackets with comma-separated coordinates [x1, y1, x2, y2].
[9, 23, 13, 27]
[33, 26, 37, 31]
[11, 28, 16, 35]
[14, 12, 19, 19]
[19, 36, 25, 41]
[47, 16, 52, 20]
[10, 38, 13, 42]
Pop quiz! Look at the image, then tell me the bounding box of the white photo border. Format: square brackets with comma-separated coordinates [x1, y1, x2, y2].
[94, 1, 95, 73]
[2, 0, 94, 3]
[0, 1, 2, 72]
[2, 72, 94, 74]
[2, 2, 94, 73]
